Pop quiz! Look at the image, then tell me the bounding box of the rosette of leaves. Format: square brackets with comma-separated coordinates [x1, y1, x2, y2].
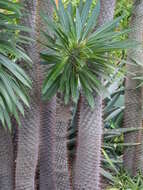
[41, 0, 137, 107]
[0, 0, 31, 129]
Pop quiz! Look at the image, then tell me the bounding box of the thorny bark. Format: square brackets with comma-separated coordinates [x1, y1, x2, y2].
[0, 127, 13, 190]
[15, 1, 40, 189]
[124, 0, 143, 176]
[37, 0, 57, 189]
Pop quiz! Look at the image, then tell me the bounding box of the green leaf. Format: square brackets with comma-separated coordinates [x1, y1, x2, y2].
[101, 168, 114, 182]
[82, 0, 100, 39]
[102, 149, 119, 174]
[67, 2, 72, 15]
[43, 76, 60, 101]
[105, 107, 124, 122]
[76, 8, 82, 41]
[84, 89, 95, 108]
[42, 57, 68, 95]
[89, 16, 123, 40]
[80, 78, 95, 108]
[67, 11, 76, 37]
[81, 0, 92, 26]
[12, 80, 29, 107]
[0, 82, 13, 112]
[3, 108, 11, 130]
[58, 0, 69, 32]
[0, 107, 5, 127]
[79, 0, 84, 14]
[0, 55, 31, 88]
[79, 72, 93, 92]
[0, 72, 17, 104]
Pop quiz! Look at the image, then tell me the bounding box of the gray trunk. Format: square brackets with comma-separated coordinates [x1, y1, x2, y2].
[124, 0, 143, 176]
[38, 1, 57, 189]
[0, 127, 13, 190]
[73, 94, 103, 190]
[54, 96, 72, 190]
[98, 0, 116, 26]
[73, 1, 116, 189]
[39, 98, 57, 190]
[15, 1, 40, 189]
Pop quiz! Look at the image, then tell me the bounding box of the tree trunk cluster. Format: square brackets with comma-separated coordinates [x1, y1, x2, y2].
[0, 0, 143, 190]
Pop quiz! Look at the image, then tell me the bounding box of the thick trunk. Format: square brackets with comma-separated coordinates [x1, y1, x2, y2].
[15, 1, 40, 189]
[0, 127, 13, 190]
[37, 1, 57, 189]
[54, 96, 72, 190]
[124, 0, 143, 175]
[73, 1, 116, 189]
[39, 98, 56, 190]
[73, 94, 103, 190]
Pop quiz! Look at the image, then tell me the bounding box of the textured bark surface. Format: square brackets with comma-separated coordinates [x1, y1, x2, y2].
[40, 98, 56, 190]
[54, 96, 72, 190]
[0, 127, 13, 190]
[12, 119, 18, 189]
[73, 1, 116, 189]
[124, 0, 143, 176]
[73, 94, 103, 190]
[38, 1, 57, 189]
[15, 1, 40, 189]
[98, 0, 116, 26]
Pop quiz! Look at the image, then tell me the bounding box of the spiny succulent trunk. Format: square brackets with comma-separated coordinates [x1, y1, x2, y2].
[39, 98, 56, 190]
[0, 127, 13, 190]
[12, 119, 18, 189]
[15, 1, 40, 189]
[54, 96, 72, 190]
[73, 94, 102, 190]
[73, 1, 116, 189]
[98, 0, 116, 26]
[37, 1, 57, 189]
[124, 0, 143, 176]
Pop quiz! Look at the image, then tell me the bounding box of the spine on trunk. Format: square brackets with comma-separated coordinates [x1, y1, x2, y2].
[0, 127, 13, 190]
[73, 94, 103, 190]
[54, 95, 73, 190]
[39, 97, 57, 190]
[124, 0, 143, 176]
[15, 1, 41, 189]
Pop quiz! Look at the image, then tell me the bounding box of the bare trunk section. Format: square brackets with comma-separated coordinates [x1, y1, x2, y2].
[15, 1, 40, 189]
[54, 96, 72, 190]
[73, 94, 102, 190]
[124, 0, 143, 176]
[73, 1, 116, 189]
[12, 119, 18, 189]
[39, 98, 56, 190]
[0, 127, 13, 190]
[98, 0, 116, 26]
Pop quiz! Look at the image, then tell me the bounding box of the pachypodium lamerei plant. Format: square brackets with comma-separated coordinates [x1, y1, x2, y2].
[0, 0, 31, 129]
[41, 0, 137, 107]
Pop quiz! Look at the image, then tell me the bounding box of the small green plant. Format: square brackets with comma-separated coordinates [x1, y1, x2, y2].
[40, 0, 137, 107]
[106, 171, 143, 190]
